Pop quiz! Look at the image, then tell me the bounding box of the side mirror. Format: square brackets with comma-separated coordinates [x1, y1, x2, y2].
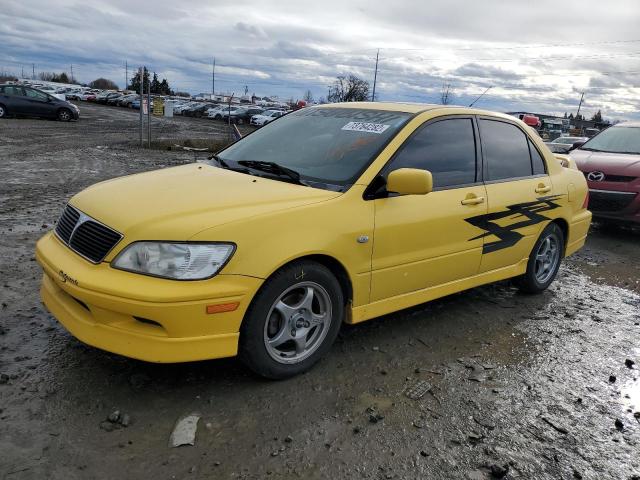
[387, 168, 433, 195]
[570, 141, 586, 151]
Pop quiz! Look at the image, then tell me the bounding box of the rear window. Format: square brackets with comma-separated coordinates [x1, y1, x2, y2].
[480, 119, 534, 181]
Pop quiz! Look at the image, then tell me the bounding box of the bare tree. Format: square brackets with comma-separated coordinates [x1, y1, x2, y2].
[303, 89, 314, 103]
[328, 75, 370, 103]
[89, 78, 119, 90]
[0, 70, 17, 83]
[440, 83, 453, 105]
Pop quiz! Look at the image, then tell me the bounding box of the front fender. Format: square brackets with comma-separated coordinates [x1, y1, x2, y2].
[189, 185, 375, 307]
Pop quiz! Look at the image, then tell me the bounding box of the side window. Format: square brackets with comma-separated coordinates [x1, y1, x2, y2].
[527, 139, 547, 175]
[3, 86, 23, 96]
[480, 119, 533, 181]
[385, 118, 477, 189]
[24, 88, 48, 101]
[529, 139, 547, 175]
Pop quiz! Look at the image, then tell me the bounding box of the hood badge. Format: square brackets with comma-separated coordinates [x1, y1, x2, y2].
[357, 235, 369, 244]
[587, 171, 605, 182]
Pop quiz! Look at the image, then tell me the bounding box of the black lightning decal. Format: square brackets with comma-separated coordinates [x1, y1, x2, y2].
[465, 195, 563, 254]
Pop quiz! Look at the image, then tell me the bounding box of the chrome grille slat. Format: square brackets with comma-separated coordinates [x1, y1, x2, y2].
[54, 205, 123, 263]
[55, 206, 80, 243]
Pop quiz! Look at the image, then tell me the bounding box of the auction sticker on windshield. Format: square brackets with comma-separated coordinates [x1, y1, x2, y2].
[341, 122, 390, 134]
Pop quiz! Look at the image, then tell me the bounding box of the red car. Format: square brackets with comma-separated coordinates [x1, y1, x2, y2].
[570, 121, 640, 224]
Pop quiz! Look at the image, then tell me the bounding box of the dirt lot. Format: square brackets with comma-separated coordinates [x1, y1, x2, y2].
[1, 103, 639, 480]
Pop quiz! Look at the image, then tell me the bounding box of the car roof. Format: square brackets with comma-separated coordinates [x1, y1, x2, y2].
[316, 101, 518, 121]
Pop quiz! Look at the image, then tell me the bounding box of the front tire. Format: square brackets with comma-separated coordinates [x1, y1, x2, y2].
[57, 108, 72, 122]
[0, 104, 7, 118]
[516, 222, 564, 294]
[239, 261, 344, 379]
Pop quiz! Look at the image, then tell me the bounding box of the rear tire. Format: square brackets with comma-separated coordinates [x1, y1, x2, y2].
[239, 261, 344, 379]
[57, 108, 72, 122]
[515, 222, 564, 294]
[0, 104, 6, 118]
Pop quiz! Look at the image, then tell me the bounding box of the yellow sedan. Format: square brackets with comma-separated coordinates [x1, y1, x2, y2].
[36, 102, 591, 378]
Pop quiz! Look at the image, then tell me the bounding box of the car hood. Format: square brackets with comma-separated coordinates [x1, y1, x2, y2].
[70, 163, 340, 242]
[570, 149, 640, 175]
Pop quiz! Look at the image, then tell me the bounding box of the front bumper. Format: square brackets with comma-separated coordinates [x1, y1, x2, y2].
[587, 187, 640, 223]
[36, 232, 262, 363]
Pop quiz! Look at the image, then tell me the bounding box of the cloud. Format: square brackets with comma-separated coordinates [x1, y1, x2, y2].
[234, 22, 268, 39]
[1, 0, 638, 119]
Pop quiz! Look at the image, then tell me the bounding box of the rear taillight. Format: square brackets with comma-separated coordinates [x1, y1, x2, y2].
[582, 191, 589, 209]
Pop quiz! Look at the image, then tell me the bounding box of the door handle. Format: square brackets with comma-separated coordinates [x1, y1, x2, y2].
[461, 196, 485, 206]
[535, 184, 551, 194]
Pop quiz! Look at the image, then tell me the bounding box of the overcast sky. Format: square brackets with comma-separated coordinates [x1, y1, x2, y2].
[2, 0, 639, 119]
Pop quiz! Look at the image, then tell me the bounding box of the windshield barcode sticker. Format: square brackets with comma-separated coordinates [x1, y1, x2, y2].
[341, 122, 390, 134]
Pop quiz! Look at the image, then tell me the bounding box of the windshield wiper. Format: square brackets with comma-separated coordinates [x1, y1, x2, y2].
[237, 160, 306, 185]
[579, 147, 603, 152]
[209, 154, 251, 173]
[208, 154, 231, 168]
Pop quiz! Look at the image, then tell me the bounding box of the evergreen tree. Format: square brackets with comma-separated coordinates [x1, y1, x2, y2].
[129, 67, 150, 92]
[150, 72, 160, 94]
[591, 110, 603, 123]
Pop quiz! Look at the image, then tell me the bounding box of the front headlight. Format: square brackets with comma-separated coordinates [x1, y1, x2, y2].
[112, 242, 235, 280]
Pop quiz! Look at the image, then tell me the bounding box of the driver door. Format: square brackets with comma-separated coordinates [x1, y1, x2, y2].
[370, 116, 487, 302]
[23, 87, 53, 116]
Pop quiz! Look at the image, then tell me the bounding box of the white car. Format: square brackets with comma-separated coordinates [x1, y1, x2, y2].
[38, 85, 66, 101]
[206, 105, 226, 118]
[250, 110, 285, 127]
[209, 105, 240, 120]
[174, 102, 201, 115]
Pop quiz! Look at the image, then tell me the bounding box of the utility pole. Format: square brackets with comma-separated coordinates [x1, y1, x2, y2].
[70, 64, 74, 83]
[125, 60, 128, 90]
[371, 49, 379, 101]
[32, 64, 35, 80]
[575, 92, 585, 121]
[139, 66, 143, 147]
[21, 66, 24, 79]
[147, 69, 151, 148]
[212, 58, 216, 100]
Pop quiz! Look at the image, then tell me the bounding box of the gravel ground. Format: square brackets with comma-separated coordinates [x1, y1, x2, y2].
[1, 103, 639, 480]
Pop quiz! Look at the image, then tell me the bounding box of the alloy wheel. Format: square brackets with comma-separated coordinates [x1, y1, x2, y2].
[534, 234, 560, 284]
[263, 281, 333, 364]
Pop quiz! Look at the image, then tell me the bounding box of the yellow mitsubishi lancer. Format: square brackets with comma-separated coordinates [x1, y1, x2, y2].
[36, 103, 591, 378]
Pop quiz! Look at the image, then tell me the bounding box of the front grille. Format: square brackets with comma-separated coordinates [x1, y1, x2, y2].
[54, 205, 123, 263]
[55, 206, 79, 243]
[588, 191, 637, 212]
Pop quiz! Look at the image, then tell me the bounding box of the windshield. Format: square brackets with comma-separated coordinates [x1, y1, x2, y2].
[217, 107, 412, 190]
[581, 126, 640, 154]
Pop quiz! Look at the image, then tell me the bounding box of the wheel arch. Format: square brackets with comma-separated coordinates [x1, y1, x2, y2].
[254, 253, 354, 320]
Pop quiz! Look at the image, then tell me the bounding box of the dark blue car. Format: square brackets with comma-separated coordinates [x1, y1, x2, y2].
[0, 84, 80, 121]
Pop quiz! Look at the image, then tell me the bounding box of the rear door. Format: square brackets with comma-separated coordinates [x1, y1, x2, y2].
[474, 117, 556, 273]
[0, 86, 30, 115]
